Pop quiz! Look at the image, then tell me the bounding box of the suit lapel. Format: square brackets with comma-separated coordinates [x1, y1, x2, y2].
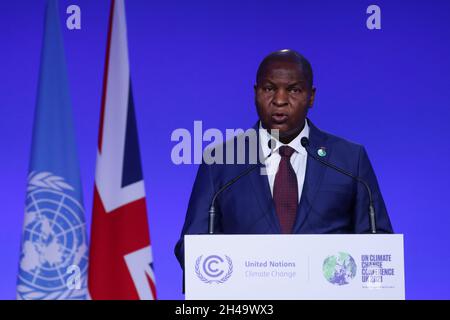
[247, 122, 281, 233]
[248, 164, 281, 233]
[245, 120, 331, 234]
[292, 119, 330, 233]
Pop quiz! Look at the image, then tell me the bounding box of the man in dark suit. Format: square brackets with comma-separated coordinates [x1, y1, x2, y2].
[175, 49, 393, 270]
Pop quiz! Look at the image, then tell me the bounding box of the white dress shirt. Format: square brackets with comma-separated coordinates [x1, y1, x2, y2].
[259, 120, 310, 203]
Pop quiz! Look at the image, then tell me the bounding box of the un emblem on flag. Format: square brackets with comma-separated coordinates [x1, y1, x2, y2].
[17, 172, 88, 300]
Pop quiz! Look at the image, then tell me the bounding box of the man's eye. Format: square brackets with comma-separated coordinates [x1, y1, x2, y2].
[289, 88, 301, 93]
[263, 87, 274, 92]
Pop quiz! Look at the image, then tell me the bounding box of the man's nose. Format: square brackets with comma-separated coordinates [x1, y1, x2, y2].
[272, 89, 288, 107]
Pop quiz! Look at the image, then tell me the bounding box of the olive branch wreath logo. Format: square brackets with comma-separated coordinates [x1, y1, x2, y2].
[27, 171, 74, 192]
[18, 171, 87, 300]
[195, 255, 233, 284]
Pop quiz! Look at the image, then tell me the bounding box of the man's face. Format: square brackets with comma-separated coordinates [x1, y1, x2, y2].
[254, 61, 315, 141]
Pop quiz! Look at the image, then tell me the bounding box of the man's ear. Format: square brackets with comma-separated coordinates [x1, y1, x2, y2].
[254, 84, 257, 93]
[309, 87, 316, 108]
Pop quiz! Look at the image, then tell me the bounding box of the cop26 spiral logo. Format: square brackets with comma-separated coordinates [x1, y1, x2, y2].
[195, 255, 233, 284]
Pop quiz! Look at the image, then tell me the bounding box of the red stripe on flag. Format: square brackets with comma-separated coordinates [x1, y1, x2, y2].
[88, 187, 151, 300]
[97, 0, 115, 152]
[146, 272, 157, 300]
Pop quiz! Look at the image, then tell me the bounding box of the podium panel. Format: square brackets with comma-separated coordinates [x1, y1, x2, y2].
[185, 234, 404, 300]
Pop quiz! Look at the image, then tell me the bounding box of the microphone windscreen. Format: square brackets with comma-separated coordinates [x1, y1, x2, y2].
[301, 137, 309, 148]
[268, 139, 276, 152]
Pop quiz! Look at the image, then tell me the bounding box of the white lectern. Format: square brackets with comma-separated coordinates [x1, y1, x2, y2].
[185, 234, 404, 300]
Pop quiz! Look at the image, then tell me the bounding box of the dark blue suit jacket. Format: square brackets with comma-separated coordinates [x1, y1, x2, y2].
[175, 119, 393, 268]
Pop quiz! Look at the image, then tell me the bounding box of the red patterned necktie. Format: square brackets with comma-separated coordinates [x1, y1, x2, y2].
[273, 146, 298, 234]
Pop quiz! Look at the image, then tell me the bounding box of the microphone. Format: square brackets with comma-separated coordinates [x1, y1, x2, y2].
[300, 137, 377, 234]
[208, 139, 276, 234]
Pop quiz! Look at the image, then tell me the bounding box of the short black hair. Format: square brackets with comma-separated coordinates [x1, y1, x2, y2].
[256, 49, 314, 89]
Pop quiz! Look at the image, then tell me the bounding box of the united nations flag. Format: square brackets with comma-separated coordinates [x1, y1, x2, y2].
[16, 0, 88, 300]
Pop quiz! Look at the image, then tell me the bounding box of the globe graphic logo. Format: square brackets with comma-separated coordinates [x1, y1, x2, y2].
[322, 252, 357, 286]
[17, 172, 88, 300]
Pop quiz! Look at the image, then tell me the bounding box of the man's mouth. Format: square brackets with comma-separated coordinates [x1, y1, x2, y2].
[271, 113, 288, 123]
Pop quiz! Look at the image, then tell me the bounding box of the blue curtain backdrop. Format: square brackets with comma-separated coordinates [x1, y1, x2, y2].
[1, 0, 449, 299]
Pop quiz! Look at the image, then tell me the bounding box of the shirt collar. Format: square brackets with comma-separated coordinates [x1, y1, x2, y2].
[259, 119, 310, 158]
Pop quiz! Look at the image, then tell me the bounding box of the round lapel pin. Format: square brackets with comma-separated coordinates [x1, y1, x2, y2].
[317, 147, 327, 157]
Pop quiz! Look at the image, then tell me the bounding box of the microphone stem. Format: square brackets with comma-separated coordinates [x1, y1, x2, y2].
[208, 205, 216, 234]
[369, 204, 377, 234]
[208, 139, 276, 234]
[305, 147, 377, 234]
[208, 163, 260, 234]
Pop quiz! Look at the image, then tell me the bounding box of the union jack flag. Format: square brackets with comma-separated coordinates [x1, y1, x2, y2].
[88, 0, 156, 300]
